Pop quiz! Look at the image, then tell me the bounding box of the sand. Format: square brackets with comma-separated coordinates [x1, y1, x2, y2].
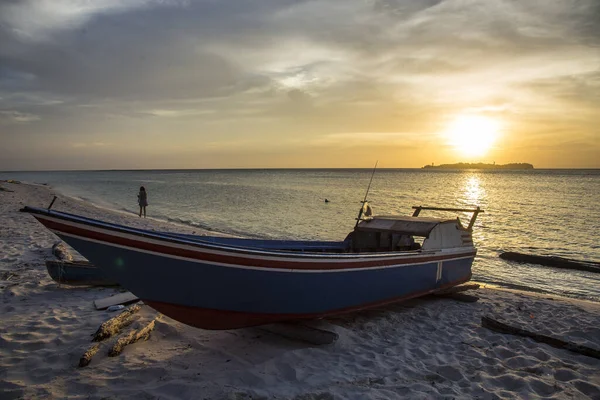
[1, 180, 599, 399]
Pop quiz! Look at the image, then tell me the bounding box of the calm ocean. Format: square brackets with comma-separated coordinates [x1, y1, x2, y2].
[3, 169, 599, 301]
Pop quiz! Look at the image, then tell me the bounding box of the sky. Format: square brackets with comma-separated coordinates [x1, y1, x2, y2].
[1, 0, 599, 170]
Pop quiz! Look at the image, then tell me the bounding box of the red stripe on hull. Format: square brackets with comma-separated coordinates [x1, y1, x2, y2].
[144, 276, 472, 330]
[35, 216, 476, 271]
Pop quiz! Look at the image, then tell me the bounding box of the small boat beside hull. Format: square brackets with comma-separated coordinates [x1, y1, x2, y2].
[45, 259, 119, 287]
[22, 204, 482, 330]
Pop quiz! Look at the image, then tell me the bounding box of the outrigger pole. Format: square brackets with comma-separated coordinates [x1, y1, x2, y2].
[355, 161, 378, 227]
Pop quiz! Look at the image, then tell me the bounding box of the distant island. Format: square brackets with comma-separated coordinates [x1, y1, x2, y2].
[423, 163, 534, 170]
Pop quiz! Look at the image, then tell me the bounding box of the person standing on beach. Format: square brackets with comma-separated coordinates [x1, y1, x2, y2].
[138, 186, 148, 218]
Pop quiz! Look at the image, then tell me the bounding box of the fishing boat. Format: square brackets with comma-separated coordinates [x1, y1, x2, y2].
[45, 259, 119, 286]
[21, 203, 482, 330]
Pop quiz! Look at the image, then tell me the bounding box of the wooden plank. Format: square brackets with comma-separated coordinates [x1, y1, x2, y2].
[258, 322, 339, 345]
[94, 292, 139, 310]
[481, 316, 600, 360]
[499, 252, 600, 273]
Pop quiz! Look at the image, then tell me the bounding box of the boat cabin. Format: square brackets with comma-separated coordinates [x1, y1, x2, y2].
[350, 216, 470, 252]
[348, 205, 481, 253]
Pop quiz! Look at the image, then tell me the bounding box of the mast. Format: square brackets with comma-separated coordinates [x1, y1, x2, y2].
[355, 161, 378, 227]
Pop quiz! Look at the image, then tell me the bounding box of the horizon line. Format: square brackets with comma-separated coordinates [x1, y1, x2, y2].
[3, 167, 600, 173]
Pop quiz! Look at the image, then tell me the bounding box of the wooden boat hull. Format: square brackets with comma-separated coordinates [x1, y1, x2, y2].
[24, 207, 476, 330]
[45, 259, 119, 286]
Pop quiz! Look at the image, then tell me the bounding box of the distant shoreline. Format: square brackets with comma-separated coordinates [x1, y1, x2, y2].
[5, 166, 600, 174]
[423, 162, 534, 170]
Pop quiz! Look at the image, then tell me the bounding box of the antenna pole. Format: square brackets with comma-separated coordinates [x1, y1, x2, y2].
[355, 161, 378, 227]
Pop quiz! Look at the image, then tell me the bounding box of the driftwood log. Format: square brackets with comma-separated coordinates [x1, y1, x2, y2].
[52, 242, 73, 262]
[78, 343, 101, 367]
[108, 319, 156, 357]
[500, 252, 600, 274]
[92, 304, 141, 342]
[481, 316, 600, 360]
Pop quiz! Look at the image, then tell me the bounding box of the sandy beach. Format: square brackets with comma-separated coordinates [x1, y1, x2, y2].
[1, 180, 599, 400]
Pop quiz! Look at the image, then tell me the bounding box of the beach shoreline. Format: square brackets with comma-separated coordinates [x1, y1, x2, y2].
[1, 181, 599, 399]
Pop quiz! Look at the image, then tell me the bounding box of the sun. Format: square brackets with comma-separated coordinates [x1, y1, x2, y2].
[445, 115, 500, 157]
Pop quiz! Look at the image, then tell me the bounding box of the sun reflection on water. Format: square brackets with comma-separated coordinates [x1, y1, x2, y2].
[462, 174, 485, 207]
[459, 174, 488, 244]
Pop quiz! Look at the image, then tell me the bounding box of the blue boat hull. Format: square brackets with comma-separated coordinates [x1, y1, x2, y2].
[56, 233, 473, 329]
[23, 207, 476, 329]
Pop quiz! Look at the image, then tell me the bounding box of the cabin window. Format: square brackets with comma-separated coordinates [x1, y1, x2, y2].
[390, 234, 420, 250]
[379, 233, 391, 249]
[349, 230, 423, 252]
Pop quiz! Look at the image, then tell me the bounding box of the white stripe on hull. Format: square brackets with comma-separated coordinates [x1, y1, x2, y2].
[56, 229, 476, 273]
[38, 214, 475, 264]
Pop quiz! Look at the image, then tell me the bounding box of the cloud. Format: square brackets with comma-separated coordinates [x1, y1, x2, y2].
[3, 0, 598, 106]
[145, 108, 216, 118]
[0, 0, 189, 42]
[0, 110, 40, 123]
[0, 0, 598, 169]
[311, 132, 422, 149]
[524, 71, 600, 111]
[70, 141, 111, 148]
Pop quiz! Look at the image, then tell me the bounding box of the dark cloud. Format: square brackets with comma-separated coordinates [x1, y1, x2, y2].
[2, 0, 598, 105]
[0, 1, 311, 102]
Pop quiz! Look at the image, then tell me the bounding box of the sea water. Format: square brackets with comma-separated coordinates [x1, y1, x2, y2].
[2, 169, 599, 301]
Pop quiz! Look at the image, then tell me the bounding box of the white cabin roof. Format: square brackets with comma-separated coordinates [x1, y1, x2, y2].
[355, 216, 460, 237]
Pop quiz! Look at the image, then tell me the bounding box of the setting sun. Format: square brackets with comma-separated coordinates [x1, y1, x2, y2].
[446, 115, 500, 157]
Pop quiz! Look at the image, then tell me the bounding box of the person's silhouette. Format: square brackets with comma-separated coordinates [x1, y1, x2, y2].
[138, 186, 148, 217]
